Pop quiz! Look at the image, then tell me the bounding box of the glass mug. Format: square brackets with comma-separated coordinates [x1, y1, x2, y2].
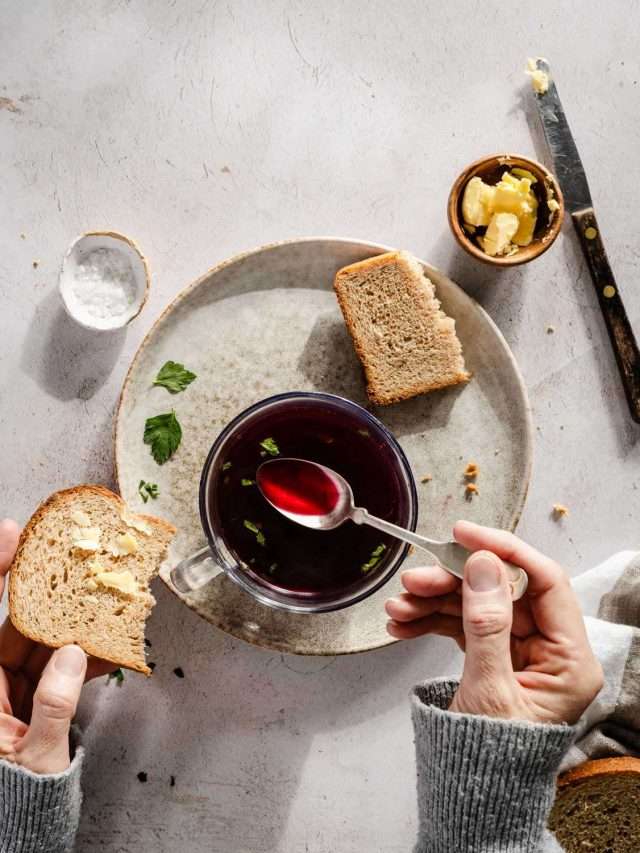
[170, 391, 418, 613]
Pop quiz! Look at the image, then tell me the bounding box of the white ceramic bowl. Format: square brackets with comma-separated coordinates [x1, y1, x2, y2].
[59, 231, 149, 331]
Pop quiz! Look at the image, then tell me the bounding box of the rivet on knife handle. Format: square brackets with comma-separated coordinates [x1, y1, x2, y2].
[572, 208, 640, 423]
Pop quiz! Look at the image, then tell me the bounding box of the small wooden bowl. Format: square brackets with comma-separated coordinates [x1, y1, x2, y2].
[447, 153, 564, 267]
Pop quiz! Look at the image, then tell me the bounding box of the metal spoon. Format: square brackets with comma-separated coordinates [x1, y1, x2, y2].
[257, 458, 528, 601]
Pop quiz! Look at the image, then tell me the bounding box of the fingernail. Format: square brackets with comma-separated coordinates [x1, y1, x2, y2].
[54, 646, 86, 677]
[467, 553, 500, 591]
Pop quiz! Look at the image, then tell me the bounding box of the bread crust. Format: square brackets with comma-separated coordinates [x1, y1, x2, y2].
[8, 485, 176, 675]
[557, 756, 640, 787]
[334, 251, 470, 406]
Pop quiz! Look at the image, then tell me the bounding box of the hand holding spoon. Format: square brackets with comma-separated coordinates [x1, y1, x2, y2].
[257, 458, 528, 601]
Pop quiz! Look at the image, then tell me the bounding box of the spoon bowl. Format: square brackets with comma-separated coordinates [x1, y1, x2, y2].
[258, 458, 529, 600]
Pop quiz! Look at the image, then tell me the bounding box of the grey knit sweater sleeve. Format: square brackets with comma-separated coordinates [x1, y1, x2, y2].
[0, 749, 83, 853]
[412, 679, 576, 853]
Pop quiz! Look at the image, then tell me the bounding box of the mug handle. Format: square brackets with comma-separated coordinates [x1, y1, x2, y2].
[170, 546, 224, 593]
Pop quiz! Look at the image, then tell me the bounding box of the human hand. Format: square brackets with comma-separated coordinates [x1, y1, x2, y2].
[0, 519, 113, 773]
[385, 520, 603, 725]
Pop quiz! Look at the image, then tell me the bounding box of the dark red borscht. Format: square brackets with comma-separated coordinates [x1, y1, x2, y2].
[208, 399, 411, 596]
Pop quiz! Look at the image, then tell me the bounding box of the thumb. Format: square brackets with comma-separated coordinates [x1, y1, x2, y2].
[459, 551, 515, 704]
[18, 645, 87, 774]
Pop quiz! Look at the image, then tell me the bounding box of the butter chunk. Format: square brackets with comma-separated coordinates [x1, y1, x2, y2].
[511, 167, 537, 184]
[514, 208, 538, 246]
[107, 532, 139, 557]
[526, 57, 550, 94]
[72, 526, 102, 551]
[493, 184, 528, 217]
[71, 510, 92, 527]
[463, 168, 540, 255]
[120, 509, 153, 537]
[462, 176, 494, 226]
[94, 569, 140, 597]
[480, 213, 519, 256]
[530, 69, 549, 94]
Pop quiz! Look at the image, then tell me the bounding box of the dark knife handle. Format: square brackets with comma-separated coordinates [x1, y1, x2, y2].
[572, 208, 640, 423]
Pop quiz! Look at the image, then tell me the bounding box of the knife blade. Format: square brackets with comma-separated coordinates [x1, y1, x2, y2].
[531, 58, 640, 423]
[533, 59, 592, 213]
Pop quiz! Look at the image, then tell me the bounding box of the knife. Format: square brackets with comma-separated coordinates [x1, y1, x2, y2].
[532, 58, 640, 423]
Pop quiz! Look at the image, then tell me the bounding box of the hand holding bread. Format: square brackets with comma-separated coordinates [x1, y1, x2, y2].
[0, 519, 113, 774]
[0, 486, 175, 774]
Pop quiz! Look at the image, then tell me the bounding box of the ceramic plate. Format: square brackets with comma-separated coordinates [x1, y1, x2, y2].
[115, 238, 532, 654]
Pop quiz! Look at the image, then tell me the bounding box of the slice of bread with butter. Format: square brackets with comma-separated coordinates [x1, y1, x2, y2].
[9, 485, 175, 674]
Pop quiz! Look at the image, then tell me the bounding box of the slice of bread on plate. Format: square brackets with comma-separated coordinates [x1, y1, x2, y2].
[9, 485, 176, 674]
[334, 250, 470, 405]
[548, 756, 640, 852]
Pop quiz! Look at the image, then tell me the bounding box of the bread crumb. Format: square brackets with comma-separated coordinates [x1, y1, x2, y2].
[464, 462, 479, 480]
[420, 474, 432, 483]
[465, 483, 479, 500]
[32, 260, 39, 268]
[546, 325, 555, 334]
[408, 545, 415, 556]
[552, 503, 569, 519]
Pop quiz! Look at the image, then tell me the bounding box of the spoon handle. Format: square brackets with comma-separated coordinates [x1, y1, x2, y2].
[353, 509, 528, 601]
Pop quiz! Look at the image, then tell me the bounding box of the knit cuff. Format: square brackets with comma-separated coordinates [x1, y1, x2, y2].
[412, 679, 576, 853]
[0, 748, 84, 853]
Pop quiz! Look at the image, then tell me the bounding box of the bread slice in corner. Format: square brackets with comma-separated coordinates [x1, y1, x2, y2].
[334, 250, 471, 405]
[9, 485, 176, 675]
[549, 757, 640, 852]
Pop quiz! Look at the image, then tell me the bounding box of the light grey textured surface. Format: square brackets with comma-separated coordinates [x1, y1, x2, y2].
[1, 2, 639, 851]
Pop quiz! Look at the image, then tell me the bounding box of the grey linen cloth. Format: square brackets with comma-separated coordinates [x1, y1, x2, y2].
[0, 552, 638, 852]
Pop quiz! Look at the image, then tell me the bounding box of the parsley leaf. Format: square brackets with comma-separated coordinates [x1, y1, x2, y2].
[361, 543, 386, 573]
[241, 478, 255, 486]
[243, 519, 266, 546]
[138, 480, 159, 503]
[144, 412, 182, 465]
[108, 668, 125, 686]
[259, 437, 279, 456]
[153, 361, 197, 394]
[222, 461, 232, 471]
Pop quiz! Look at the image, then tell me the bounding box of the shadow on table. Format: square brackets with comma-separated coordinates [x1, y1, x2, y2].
[425, 226, 531, 322]
[20, 290, 126, 401]
[75, 580, 458, 853]
[297, 313, 467, 436]
[558, 230, 640, 452]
